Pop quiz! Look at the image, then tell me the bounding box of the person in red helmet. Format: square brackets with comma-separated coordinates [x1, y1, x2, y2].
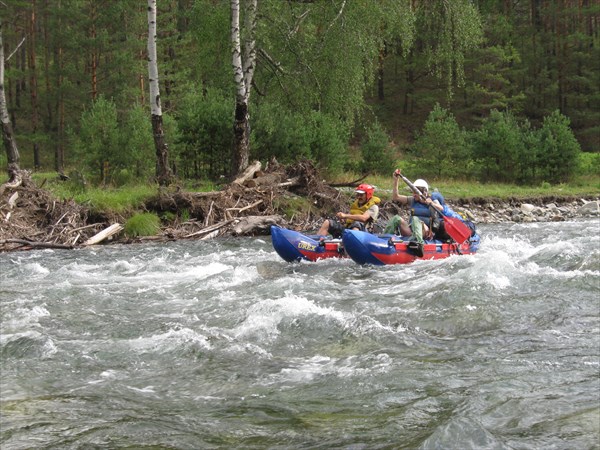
[317, 183, 380, 238]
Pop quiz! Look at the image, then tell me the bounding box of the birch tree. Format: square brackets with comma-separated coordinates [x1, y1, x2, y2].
[147, 0, 173, 186]
[231, 0, 257, 175]
[0, 17, 23, 185]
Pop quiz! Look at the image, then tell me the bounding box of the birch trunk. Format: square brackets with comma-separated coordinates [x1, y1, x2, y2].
[0, 18, 22, 183]
[147, 0, 173, 186]
[29, 0, 40, 169]
[231, 0, 257, 176]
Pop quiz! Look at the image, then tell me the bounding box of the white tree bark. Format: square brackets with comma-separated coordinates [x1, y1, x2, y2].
[147, 0, 172, 186]
[231, 0, 257, 175]
[147, 0, 161, 117]
[0, 18, 22, 183]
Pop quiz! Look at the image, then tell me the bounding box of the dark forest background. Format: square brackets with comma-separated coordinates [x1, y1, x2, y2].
[2, 0, 599, 186]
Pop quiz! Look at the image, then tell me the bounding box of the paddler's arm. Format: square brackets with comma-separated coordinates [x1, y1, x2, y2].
[392, 169, 409, 205]
[336, 210, 372, 223]
[424, 197, 443, 212]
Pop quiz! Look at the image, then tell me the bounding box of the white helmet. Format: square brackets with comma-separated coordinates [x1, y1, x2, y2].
[413, 179, 429, 192]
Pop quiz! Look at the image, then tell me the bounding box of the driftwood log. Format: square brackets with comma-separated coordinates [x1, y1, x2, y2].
[82, 223, 124, 246]
[232, 215, 284, 235]
[232, 160, 262, 185]
[1, 159, 348, 252]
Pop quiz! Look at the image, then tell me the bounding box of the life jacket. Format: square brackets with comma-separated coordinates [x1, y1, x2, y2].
[346, 196, 381, 227]
[409, 197, 441, 232]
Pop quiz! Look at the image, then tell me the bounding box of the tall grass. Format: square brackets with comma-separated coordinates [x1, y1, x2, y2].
[30, 172, 157, 213]
[331, 172, 600, 200]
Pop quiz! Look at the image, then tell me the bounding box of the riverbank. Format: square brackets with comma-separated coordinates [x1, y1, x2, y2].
[451, 196, 600, 224]
[1, 163, 599, 252]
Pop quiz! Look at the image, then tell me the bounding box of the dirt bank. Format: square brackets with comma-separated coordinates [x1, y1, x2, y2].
[1, 161, 598, 252]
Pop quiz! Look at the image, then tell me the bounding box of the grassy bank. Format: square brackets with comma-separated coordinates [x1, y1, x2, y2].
[14, 171, 600, 216]
[334, 173, 600, 201]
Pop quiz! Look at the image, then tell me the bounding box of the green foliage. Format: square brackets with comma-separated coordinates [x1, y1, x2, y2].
[124, 213, 161, 237]
[273, 196, 314, 221]
[415, 0, 483, 91]
[469, 109, 528, 183]
[119, 104, 155, 182]
[577, 152, 600, 176]
[54, 185, 155, 214]
[176, 87, 233, 180]
[188, 1, 232, 90]
[307, 111, 350, 175]
[70, 96, 120, 181]
[460, 13, 526, 115]
[252, 103, 313, 163]
[359, 123, 395, 176]
[534, 110, 582, 184]
[467, 109, 582, 185]
[252, 106, 350, 175]
[412, 104, 470, 179]
[69, 98, 157, 185]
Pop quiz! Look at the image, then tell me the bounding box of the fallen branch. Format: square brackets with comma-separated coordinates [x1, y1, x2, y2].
[7, 192, 19, 208]
[82, 223, 124, 246]
[226, 199, 263, 212]
[184, 219, 234, 238]
[232, 215, 283, 235]
[0, 239, 73, 250]
[232, 160, 262, 185]
[277, 177, 300, 188]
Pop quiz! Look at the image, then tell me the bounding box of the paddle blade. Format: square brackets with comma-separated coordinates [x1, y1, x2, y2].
[444, 216, 472, 244]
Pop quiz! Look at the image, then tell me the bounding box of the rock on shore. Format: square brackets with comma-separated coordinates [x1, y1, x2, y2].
[454, 197, 600, 224]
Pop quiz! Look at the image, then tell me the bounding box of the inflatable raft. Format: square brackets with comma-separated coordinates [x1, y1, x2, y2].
[341, 229, 480, 265]
[270, 225, 346, 262]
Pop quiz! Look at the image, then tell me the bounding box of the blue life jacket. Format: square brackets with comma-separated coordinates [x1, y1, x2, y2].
[409, 198, 434, 225]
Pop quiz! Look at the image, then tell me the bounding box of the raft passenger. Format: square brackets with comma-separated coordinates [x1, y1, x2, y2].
[317, 184, 380, 238]
[384, 169, 463, 256]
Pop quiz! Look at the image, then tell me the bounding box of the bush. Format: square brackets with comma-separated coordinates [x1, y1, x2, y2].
[577, 151, 600, 176]
[252, 105, 350, 175]
[119, 104, 155, 181]
[124, 213, 161, 237]
[469, 109, 527, 183]
[360, 122, 395, 176]
[413, 104, 470, 179]
[534, 110, 581, 183]
[252, 103, 313, 164]
[308, 111, 350, 175]
[70, 96, 120, 183]
[176, 87, 233, 180]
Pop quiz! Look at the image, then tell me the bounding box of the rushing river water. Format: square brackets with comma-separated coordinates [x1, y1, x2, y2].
[1, 220, 599, 449]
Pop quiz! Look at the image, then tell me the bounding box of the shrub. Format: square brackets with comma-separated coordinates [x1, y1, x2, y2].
[534, 110, 581, 183]
[124, 213, 161, 237]
[413, 104, 470, 179]
[252, 103, 313, 164]
[469, 109, 526, 183]
[308, 111, 350, 175]
[70, 96, 120, 183]
[577, 151, 600, 176]
[176, 87, 233, 180]
[252, 105, 350, 175]
[360, 122, 395, 176]
[119, 104, 155, 181]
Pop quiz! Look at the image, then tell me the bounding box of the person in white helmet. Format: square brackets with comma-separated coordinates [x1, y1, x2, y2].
[384, 169, 446, 256]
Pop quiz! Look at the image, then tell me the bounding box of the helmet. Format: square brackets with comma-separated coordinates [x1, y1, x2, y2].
[355, 183, 374, 200]
[413, 179, 429, 193]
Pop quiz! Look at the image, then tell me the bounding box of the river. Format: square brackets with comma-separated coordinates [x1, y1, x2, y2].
[1, 220, 599, 449]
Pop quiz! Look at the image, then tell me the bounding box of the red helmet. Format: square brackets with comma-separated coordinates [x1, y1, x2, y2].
[355, 183, 374, 200]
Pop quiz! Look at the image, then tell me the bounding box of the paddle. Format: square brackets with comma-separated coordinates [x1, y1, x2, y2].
[398, 173, 472, 244]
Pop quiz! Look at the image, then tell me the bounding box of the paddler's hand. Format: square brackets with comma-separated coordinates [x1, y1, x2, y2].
[336, 212, 346, 220]
[393, 169, 401, 178]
